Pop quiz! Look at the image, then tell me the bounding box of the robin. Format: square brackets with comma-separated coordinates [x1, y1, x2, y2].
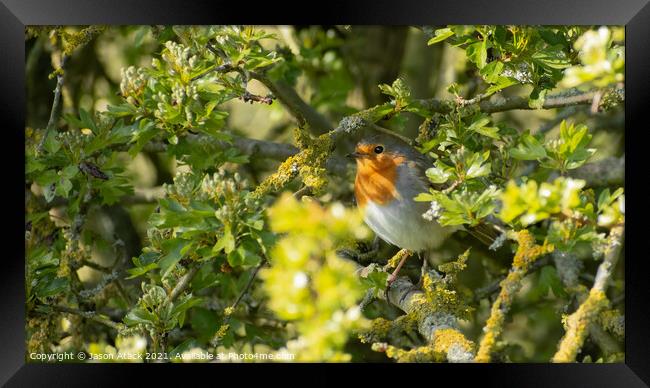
[348, 133, 497, 284]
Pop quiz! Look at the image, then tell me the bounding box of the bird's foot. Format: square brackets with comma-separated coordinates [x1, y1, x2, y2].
[416, 253, 428, 288]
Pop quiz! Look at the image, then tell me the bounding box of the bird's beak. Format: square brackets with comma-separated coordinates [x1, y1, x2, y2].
[346, 151, 365, 159]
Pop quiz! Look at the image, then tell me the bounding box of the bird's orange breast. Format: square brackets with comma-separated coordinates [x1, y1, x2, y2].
[354, 154, 406, 208]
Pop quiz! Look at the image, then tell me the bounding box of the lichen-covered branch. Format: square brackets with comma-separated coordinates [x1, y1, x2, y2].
[139, 135, 349, 176]
[475, 230, 555, 362]
[379, 276, 475, 362]
[416, 87, 624, 115]
[251, 129, 334, 199]
[552, 224, 624, 362]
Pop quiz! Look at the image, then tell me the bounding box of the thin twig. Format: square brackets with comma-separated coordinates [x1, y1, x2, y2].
[473, 255, 551, 303]
[230, 258, 267, 312]
[168, 265, 200, 302]
[80, 260, 111, 273]
[38, 54, 68, 153]
[38, 304, 123, 331]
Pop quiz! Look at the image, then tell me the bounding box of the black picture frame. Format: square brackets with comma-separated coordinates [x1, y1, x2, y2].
[3, 0, 649, 386]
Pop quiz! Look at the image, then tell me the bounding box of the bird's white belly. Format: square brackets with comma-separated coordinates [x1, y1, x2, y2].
[363, 199, 448, 251]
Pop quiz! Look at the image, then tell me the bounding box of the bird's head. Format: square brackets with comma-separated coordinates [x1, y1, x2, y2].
[347, 134, 415, 172]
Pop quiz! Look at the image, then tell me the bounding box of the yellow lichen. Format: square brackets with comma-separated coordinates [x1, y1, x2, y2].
[433, 328, 475, 356]
[476, 230, 554, 362]
[252, 127, 333, 199]
[59, 26, 107, 56]
[510, 230, 555, 270]
[358, 317, 393, 344]
[552, 289, 609, 362]
[213, 323, 230, 343]
[385, 343, 445, 363]
[380, 328, 474, 363]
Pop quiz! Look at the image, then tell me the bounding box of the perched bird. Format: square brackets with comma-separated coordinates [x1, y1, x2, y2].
[349, 133, 497, 282]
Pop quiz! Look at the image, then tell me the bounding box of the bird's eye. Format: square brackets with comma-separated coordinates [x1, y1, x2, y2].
[374, 145, 384, 154]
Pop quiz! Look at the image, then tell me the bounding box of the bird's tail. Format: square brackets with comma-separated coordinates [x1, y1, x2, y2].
[465, 222, 503, 247]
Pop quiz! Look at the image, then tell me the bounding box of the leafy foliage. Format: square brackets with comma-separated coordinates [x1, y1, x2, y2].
[25, 25, 625, 363]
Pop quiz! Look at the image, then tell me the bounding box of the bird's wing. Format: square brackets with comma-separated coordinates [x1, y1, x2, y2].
[412, 152, 450, 192]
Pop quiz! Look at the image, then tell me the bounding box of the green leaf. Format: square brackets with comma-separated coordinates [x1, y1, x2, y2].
[124, 307, 156, 326]
[55, 178, 73, 198]
[79, 108, 97, 133]
[537, 266, 568, 298]
[466, 40, 488, 69]
[35, 276, 69, 298]
[227, 244, 261, 268]
[61, 165, 79, 179]
[414, 192, 435, 202]
[479, 60, 504, 84]
[428, 28, 455, 45]
[485, 76, 518, 95]
[107, 103, 138, 117]
[532, 46, 571, 70]
[466, 152, 491, 179]
[528, 88, 548, 109]
[425, 166, 451, 184]
[126, 262, 158, 279]
[190, 308, 219, 342]
[43, 131, 61, 154]
[158, 239, 190, 278]
[510, 133, 547, 160]
[34, 169, 59, 187]
[171, 294, 202, 327]
[213, 226, 236, 254]
[474, 126, 500, 139]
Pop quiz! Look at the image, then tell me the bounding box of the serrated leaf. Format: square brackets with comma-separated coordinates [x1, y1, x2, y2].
[466, 40, 488, 69]
[428, 28, 455, 45]
[480, 60, 504, 84]
[213, 226, 236, 254]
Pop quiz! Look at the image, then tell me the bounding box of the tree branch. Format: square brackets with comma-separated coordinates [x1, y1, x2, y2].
[167, 265, 200, 303]
[416, 87, 624, 115]
[37, 304, 123, 331]
[41, 186, 165, 209]
[475, 230, 554, 362]
[569, 156, 624, 187]
[352, 252, 475, 362]
[380, 277, 475, 362]
[552, 224, 625, 362]
[251, 72, 332, 134]
[140, 134, 349, 176]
